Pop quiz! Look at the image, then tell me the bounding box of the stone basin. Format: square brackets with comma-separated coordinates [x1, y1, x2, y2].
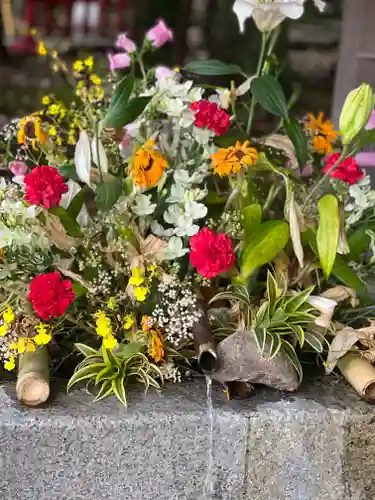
[0, 376, 374, 500]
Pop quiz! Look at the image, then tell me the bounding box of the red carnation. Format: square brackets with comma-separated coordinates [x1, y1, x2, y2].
[323, 153, 364, 185]
[28, 272, 75, 320]
[190, 100, 230, 136]
[189, 228, 236, 278]
[24, 165, 68, 208]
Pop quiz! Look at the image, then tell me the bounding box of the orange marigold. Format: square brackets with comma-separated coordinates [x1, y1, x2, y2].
[305, 112, 339, 155]
[132, 138, 167, 188]
[150, 330, 165, 363]
[211, 140, 258, 177]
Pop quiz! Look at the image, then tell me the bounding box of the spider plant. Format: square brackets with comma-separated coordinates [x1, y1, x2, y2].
[67, 342, 162, 406]
[210, 272, 327, 381]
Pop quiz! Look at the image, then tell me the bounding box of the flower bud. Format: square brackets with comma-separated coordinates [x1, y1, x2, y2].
[339, 83, 374, 145]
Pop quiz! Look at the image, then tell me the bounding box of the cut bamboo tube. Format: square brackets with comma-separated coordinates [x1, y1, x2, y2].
[16, 346, 50, 407]
[338, 352, 375, 403]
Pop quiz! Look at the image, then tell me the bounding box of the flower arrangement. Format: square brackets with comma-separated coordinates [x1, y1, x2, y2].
[1, 1, 375, 407]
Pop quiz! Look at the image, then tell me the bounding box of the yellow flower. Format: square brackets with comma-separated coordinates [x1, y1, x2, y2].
[84, 56, 94, 69]
[0, 324, 8, 337]
[51, 50, 58, 59]
[123, 315, 134, 330]
[132, 139, 168, 188]
[129, 267, 145, 286]
[3, 306, 15, 324]
[4, 357, 16, 371]
[56, 137, 63, 146]
[150, 330, 164, 362]
[134, 286, 149, 302]
[107, 297, 116, 311]
[147, 264, 157, 277]
[103, 334, 117, 349]
[95, 311, 112, 337]
[42, 96, 50, 105]
[37, 41, 48, 56]
[34, 331, 52, 345]
[48, 104, 60, 116]
[305, 112, 339, 155]
[48, 125, 57, 137]
[17, 116, 47, 147]
[26, 339, 36, 352]
[211, 141, 258, 177]
[90, 74, 101, 85]
[73, 60, 84, 72]
[68, 135, 76, 146]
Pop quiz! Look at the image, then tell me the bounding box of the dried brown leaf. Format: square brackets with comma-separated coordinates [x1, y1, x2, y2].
[44, 213, 77, 250]
[322, 286, 358, 307]
[264, 134, 298, 169]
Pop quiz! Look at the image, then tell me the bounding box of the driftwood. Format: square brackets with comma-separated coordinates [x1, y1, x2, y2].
[16, 346, 50, 407]
[212, 329, 300, 392]
[338, 353, 375, 403]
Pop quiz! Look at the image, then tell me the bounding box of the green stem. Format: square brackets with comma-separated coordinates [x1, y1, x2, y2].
[95, 121, 103, 183]
[302, 147, 349, 210]
[246, 32, 268, 134]
[137, 53, 147, 85]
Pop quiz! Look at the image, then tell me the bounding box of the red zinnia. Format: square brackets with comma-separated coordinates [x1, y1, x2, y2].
[24, 165, 68, 208]
[323, 153, 364, 185]
[28, 272, 75, 320]
[190, 100, 230, 136]
[189, 228, 236, 278]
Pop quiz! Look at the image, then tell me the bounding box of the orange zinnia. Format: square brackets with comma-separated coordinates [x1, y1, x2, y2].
[150, 329, 165, 363]
[132, 138, 168, 188]
[211, 140, 258, 177]
[305, 112, 339, 155]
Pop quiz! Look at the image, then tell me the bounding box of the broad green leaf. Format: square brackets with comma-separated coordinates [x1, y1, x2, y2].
[67, 189, 85, 220]
[95, 177, 123, 212]
[242, 204, 262, 241]
[251, 75, 289, 120]
[103, 72, 135, 128]
[317, 195, 339, 278]
[332, 255, 368, 296]
[72, 283, 86, 298]
[116, 342, 143, 358]
[348, 222, 375, 256]
[49, 207, 82, 237]
[112, 376, 127, 406]
[354, 129, 375, 150]
[284, 119, 310, 168]
[75, 343, 99, 358]
[281, 339, 303, 383]
[93, 380, 113, 402]
[214, 130, 249, 148]
[58, 163, 80, 182]
[184, 59, 242, 76]
[241, 220, 289, 280]
[206, 192, 228, 205]
[67, 363, 106, 390]
[119, 97, 151, 128]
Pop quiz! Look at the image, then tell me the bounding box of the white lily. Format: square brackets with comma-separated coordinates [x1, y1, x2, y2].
[74, 131, 92, 186]
[233, 0, 325, 33]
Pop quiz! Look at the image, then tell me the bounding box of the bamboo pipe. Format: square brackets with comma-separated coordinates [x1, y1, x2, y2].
[16, 346, 50, 407]
[338, 352, 375, 403]
[192, 303, 218, 374]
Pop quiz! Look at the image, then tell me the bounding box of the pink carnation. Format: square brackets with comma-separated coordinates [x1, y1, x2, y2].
[28, 272, 75, 320]
[24, 165, 68, 208]
[189, 228, 236, 279]
[190, 100, 230, 136]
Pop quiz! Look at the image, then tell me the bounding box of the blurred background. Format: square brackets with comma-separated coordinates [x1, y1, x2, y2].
[0, 0, 352, 128]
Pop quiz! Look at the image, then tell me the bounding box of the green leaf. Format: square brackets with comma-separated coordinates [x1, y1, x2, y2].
[67, 363, 106, 390]
[268, 331, 282, 360]
[72, 283, 86, 298]
[67, 189, 85, 220]
[93, 380, 113, 402]
[58, 163, 80, 182]
[291, 324, 305, 348]
[266, 272, 279, 313]
[241, 220, 289, 280]
[102, 346, 121, 367]
[284, 119, 309, 168]
[317, 195, 339, 278]
[95, 177, 123, 212]
[254, 328, 267, 355]
[281, 339, 303, 383]
[103, 72, 135, 128]
[116, 342, 143, 358]
[332, 255, 368, 296]
[75, 343, 99, 358]
[214, 130, 249, 148]
[118, 96, 151, 128]
[284, 288, 314, 313]
[184, 59, 242, 76]
[49, 207, 82, 237]
[242, 204, 262, 241]
[354, 129, 375, 150]
[95, 366, 117, 384]
[112, 376, 127, 406]
[251, 75, 289, 120]
[304, 331, 325, 353]
[348, 222, 375, 256]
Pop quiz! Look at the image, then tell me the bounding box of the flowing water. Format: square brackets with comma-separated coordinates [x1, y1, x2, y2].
[203, 375, 216, 499]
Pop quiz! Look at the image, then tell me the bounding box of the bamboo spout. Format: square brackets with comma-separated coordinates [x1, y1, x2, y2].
[16, 346, 50, 407]
[192, 307, 218, 374]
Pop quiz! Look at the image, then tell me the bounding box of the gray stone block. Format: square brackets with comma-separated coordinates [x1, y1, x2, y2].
[0, 377, 375, 500]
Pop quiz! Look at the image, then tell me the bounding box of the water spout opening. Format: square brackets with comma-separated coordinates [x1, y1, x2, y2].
[199, 347, 218, 375]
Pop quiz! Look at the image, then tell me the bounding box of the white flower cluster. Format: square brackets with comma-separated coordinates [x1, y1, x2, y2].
[151, 277, 202, 347]
[159, 361, 182, 383]
[345, 175, 375, 226]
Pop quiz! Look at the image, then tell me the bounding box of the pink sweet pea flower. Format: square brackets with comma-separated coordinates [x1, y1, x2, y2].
[108, 52, 131, 71]
[9, 160, 28, 177]
[366, 109, 375, 130]
[115, 33, 137, 53]
[356, 110, 375, 167]
[155, 66, 175, 81]
[146, 19, 173, 48]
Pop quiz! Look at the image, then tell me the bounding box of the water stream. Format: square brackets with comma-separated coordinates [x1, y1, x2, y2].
[203, 375, 216, 499]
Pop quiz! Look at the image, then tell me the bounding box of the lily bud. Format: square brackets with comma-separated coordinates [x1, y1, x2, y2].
[339, 83, 374, 145]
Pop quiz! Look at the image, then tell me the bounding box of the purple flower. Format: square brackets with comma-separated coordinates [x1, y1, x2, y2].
[155, 66, 175, 81]
[146, 19, 173, 48]
[108, 52, 131, 72]
[366, 110, 375, 130]
[356, 152, 375, 168]
[115, 33, 137, 53]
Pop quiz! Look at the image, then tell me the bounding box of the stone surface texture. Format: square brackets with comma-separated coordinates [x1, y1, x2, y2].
[0, 377, 375, 500]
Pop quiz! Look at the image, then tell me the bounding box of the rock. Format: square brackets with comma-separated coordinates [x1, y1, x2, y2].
[212, 329, 300, 392]
[0, 378, 375, 499]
